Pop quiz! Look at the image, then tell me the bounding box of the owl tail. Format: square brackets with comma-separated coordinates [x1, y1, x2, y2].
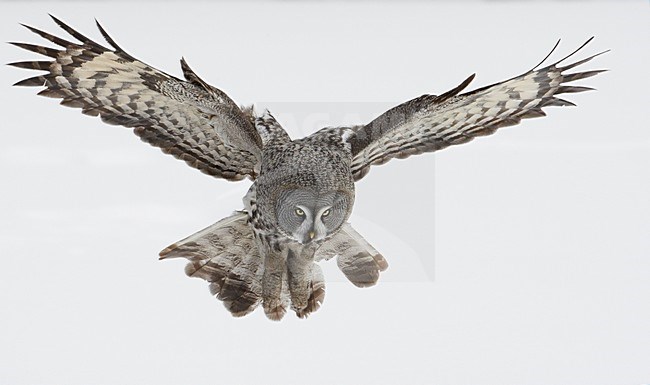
[159, 211, 263, 317]
[315, 224, 389, 288]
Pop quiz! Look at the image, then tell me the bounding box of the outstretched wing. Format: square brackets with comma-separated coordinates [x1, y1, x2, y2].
[348, 38, 608, 181]
[10, 16, 262, 181]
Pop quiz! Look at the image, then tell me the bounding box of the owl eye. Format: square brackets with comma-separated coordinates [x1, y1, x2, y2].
[295, 208, 305, 217]
[321, 209, 331, 217]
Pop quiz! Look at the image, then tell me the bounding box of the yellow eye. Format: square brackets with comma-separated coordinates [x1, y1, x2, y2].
[295, 208, 305, 216]
[322, 209, 331, 217]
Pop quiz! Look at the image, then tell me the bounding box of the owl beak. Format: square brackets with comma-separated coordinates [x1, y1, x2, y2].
[308, 231, 315, 240]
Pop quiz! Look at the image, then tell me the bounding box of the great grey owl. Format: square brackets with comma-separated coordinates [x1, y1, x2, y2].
[11, 16, 606, 320]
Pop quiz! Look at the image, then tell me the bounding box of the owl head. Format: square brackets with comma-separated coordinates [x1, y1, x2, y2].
[255, 138, 355, 244]
[275, 187, 352, 244]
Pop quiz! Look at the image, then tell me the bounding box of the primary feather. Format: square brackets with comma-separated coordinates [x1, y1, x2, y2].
[10, 15, 262, 181]
[348, 38, 608, 180]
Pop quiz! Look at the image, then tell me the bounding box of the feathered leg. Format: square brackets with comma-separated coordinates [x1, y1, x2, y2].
[286, 243, 325, 318]
[260, 241, 290, 321]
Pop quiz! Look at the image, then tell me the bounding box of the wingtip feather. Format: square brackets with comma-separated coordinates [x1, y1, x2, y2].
[95, 18, 127, 54]
[13, 75, 47, 87]
[563, 69, 608, 83]
[9, 41, 60, 58]
[548, 97, 577, 107]
[557, 85, 596, 94]
[49, 14, 102, 49]
[435, 73, 476, 103]
[554, 36, 596, 66]
[557, 47, 610, 72]
[18, 23, 76, 47]
[531, 38, 561, 71]
[7, 60, 50, 70]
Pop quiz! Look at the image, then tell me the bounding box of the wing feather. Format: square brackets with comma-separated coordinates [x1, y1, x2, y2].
[10, 16, 262, 181]
[159, 212, 264, 317]
[349, 39, 608, 181]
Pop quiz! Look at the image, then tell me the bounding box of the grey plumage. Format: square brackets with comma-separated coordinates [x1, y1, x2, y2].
[11, 16, 607, 320]
[11, 15, 261, 181]
[159, 212, 263, 317]
[159, 212, 370, 319]
[316, 224, 388, 288]
[348, 38, 608, 181]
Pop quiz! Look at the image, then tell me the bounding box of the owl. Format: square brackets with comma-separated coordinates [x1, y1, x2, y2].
[10, 16, 606, 320]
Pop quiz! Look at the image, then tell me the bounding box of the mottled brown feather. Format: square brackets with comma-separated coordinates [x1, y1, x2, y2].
[11, 16, 262, 181]
[348, 39, 607, 181]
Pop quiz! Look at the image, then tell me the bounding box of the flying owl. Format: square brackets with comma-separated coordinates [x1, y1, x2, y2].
[10, 16, 607, 320]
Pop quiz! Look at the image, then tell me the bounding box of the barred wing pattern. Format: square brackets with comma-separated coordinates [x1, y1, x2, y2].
[159, 212, 264, 317]
[349, 39, 607, 181]
[10, 16, 262, 181]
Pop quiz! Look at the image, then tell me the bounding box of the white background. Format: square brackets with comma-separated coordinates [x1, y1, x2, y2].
[1, 1, 648, 384]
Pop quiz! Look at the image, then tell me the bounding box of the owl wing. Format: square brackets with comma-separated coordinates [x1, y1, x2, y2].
[348, 39, 607, 181]
[159, 212, 264, 317]
[10, 16, 262, 181]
